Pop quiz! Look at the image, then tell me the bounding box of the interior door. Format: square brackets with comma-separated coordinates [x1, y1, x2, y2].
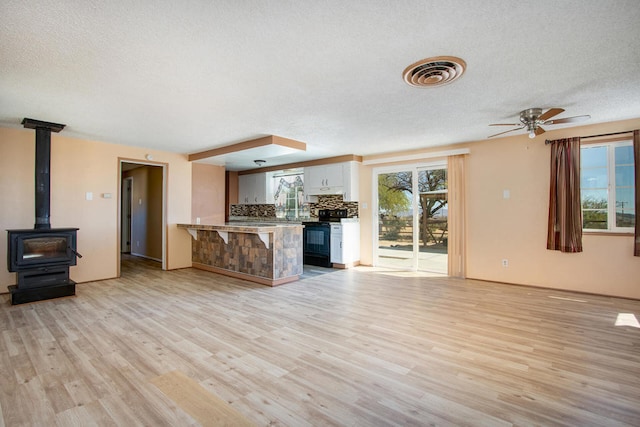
[121, 177, 132, 253]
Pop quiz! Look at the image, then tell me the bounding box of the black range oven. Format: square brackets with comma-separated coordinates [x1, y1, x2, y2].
[302, 209, 347, 267]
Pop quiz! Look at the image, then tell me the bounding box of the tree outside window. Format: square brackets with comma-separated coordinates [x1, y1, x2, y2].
[378, 169, 447, 247]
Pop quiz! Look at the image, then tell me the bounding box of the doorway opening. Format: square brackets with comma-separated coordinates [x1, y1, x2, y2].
[119, 160, 167, 276]
[374, 162, 448, 274]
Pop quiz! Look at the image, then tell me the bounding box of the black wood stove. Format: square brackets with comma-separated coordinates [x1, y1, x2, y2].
[6, 118, 81, 305]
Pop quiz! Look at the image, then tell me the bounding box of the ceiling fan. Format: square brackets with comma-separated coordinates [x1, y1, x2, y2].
[488, 108, 591, 139]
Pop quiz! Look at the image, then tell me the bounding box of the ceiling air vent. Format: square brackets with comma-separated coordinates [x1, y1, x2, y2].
[403, 56, 466, 87]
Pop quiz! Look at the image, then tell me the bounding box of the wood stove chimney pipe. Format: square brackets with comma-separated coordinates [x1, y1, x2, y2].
[21, 118, 66, 230]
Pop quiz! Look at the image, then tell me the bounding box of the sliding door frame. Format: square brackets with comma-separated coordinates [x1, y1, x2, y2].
[372, 160, 447, 271]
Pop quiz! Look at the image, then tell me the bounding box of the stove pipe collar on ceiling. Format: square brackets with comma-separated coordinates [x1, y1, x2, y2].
[21, 118, 66, 230]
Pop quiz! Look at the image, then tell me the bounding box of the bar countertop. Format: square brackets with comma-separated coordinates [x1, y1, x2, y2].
[177, 222, 303, 233]
[178, 222, 303, 287]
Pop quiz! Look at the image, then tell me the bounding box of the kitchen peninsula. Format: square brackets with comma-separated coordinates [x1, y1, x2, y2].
[178, 222, 303, 286]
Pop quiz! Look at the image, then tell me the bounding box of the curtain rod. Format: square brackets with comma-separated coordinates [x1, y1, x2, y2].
[545, 130, 633, 145]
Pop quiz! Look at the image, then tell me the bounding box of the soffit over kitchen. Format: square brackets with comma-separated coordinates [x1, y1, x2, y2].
[190, 135, 308, 171]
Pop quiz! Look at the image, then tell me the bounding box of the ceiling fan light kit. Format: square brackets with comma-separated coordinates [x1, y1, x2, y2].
[488, 107, 591, 139]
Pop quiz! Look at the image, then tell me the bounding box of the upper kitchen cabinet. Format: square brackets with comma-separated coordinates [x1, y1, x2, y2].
[305, 164, 343, 189]
[237, 174, 253, 204]
[238, 172, 274, 204]
[304, 161, 359, 201]
[343, 161, 360, 201]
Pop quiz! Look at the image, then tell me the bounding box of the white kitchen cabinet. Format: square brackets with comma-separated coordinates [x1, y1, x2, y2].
[330, 221, 360, 266]
[330, 224, 343, 264]
[305, 164, 344, 189]
[341, 161, 359, 202]
[238, 174, 253, 204]
[238, 173, 274, 204]
[304, 162, 359, 201]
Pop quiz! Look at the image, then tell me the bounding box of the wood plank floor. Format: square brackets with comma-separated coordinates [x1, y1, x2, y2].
[1, 257, 639, 426]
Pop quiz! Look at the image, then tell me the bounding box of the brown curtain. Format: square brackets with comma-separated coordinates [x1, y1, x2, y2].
[547, 137, 583, 252]
[634, 130, 640, 256]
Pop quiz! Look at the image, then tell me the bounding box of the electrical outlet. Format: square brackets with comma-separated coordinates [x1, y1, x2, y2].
[502, 259, 508, 267]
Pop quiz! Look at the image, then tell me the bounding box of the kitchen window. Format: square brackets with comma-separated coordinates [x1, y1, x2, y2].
[273, 171, 306, 219]
[580, 140, 635, 232]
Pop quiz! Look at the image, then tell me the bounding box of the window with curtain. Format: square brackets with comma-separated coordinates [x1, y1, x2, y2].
[273, 171, 305, 219]
[581, 140, 635, 232]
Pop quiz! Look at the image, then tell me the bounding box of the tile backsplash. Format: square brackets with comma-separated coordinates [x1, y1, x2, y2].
[309, 195, 359, 218]
[230, 194, 359, 219]
[229, 204, 276, 217]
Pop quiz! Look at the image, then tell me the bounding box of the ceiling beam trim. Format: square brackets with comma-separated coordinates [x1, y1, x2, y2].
[237, 154, 363, 175]
[188, 135, 306, 162]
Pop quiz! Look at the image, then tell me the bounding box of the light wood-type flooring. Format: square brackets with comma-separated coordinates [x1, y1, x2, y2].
[1, 257, 639, 426]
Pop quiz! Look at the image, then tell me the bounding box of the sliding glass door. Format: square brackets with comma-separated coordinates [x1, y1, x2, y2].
[375, 164, 448, 273]
[377, 170, 415, 269]
[417, 167, 448, 273]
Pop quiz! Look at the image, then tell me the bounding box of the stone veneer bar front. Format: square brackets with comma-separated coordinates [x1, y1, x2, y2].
[178, 223, 303, 286]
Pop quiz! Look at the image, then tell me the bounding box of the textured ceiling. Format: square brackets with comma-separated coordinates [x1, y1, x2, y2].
[1, 0, 640, 170]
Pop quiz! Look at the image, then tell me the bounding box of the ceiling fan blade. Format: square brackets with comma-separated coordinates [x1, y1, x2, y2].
[488, 126, 524, 138]
[538, 108, 565, 122]
[534, 126, 546, 136]
[544, 114, 591, 125]
[489, 123, 521, 127]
